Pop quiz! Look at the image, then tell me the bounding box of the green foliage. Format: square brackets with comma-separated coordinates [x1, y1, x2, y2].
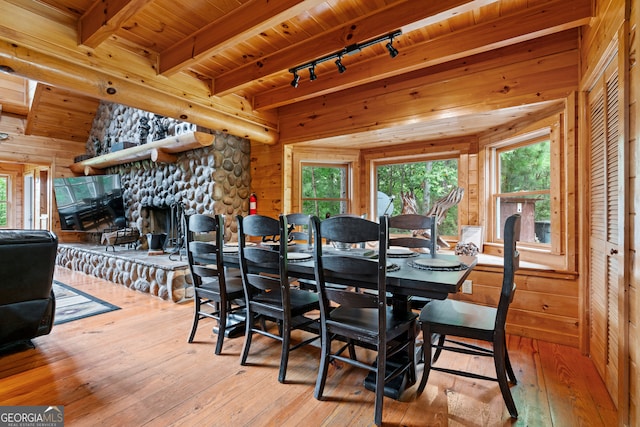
[0, 177, 7, 226]
[377, 159, 459, 235]
[302, 166, 348, 217]
[500, 141, 550, 192]
[500, 140, 551, 221]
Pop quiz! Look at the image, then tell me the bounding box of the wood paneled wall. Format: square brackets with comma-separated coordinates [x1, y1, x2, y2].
[626, 1, 638, 424]
[0, 114, 86, 237]
[629, 0, 639, 420]
[461, 267, 580, 347]
[579, 0, 633, 424]
[250, 140, 284, 219]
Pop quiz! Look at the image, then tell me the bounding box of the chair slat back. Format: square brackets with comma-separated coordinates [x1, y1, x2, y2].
[496, 214, 521, 329]
[185, 214, 224, 288]
[285, 213, 311, 246]
[312, 215, 389, 331]
[238, 214, 289, 297]
[388, 213, 437, 256]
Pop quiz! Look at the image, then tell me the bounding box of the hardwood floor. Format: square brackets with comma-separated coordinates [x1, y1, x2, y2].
[0, 267, 617, 426]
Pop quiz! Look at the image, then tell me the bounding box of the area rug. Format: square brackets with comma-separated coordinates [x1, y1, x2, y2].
[53, 281, 120, 325]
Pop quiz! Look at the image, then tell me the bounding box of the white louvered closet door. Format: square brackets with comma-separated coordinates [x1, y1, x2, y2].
[587, 57, 621, 407]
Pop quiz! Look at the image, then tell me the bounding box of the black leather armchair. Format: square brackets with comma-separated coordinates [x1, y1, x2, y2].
[0, 230, 58, 351]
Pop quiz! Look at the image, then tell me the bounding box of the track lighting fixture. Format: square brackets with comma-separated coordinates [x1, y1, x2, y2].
[288, 30, 401, 88]
[291, 71, 300, 87]
[386, 39, 398, 58]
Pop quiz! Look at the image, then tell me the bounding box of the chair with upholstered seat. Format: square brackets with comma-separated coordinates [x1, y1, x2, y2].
[416, 213, 521, 418]
[237, 214, 320, 383]
[185, 214, 245, 355]
[311, 215, 417, 426]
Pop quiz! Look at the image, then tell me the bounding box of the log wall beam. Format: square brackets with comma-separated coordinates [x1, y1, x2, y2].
[0, 0, 277, 144]
[0, 41, 276, 145]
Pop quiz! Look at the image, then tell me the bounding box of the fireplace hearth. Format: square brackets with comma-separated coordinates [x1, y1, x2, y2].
[140, 203, 184, 252]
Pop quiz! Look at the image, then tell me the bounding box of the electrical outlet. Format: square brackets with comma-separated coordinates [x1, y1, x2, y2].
[462, 279, 472, 294]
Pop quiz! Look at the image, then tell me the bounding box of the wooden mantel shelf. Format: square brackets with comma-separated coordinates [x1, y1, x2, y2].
[69, 131, 215, 175]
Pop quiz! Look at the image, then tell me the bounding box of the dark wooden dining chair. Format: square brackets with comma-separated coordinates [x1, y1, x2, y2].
[185, 213, 245, 355]
[285, 213, 312, 247]
[416, 213, 521, 418]
[285, 213, 317, 291]
[388, 213, 437, 309]
[311, 215, 418, 426]
[388, 213, 437, 254]
[236, 214, 320, 383]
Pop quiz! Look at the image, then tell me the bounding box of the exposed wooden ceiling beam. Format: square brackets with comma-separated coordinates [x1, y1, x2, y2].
[159, 0, 327, 76]
[0, 0, 278, 140]
[212, 0, 482, 96]
[79, 0, 155, 48]
[254, 0, 592, 110]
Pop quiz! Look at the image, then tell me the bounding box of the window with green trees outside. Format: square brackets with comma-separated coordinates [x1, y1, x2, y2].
[0, 176, 8, 227]
[495, 138, 551, 244]
[301, 164, 350, 217]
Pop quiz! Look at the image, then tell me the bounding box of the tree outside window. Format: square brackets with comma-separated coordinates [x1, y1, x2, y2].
[0, 176, 8, 227]
[376, 159, 459, 236]
[495, 139, 551, 244]
[301, 164, 349, 217]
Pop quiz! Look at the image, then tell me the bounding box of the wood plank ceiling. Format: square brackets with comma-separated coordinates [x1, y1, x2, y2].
[0, 0, 592, 148]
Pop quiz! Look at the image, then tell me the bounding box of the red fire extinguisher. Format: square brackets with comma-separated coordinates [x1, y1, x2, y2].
[249, 193, 257, 215]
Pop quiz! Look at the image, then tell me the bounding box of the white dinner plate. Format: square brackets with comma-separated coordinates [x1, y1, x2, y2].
[387, 247, 414, 256]
[224, 241, 255, 247]
[413, 257, 461, 268]
[288, 252, 312, 261]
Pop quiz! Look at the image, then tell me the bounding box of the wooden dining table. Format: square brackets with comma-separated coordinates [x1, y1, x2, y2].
[222, 243, 477, 315]
[225, 243, 476, 290]
[220, 243, 478, 398]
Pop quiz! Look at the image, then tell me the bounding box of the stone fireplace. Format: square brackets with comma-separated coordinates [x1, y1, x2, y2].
[84, 101, 251, 242]
[56, 101, 252, 301]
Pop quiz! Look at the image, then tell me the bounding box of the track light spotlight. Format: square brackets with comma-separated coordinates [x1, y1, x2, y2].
[386, 40, 398, 58]
[288, 30, 401, 87]
[291, 71, 300, 87]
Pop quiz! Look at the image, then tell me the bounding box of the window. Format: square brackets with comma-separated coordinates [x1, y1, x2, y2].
[301, 164, 350, 217]
[0, 175, 8, 227]
[376, 158, 459, 236]
[493, 137, 551, 244]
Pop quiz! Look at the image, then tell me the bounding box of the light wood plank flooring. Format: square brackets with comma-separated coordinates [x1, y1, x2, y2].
[0, 268, 617, 426]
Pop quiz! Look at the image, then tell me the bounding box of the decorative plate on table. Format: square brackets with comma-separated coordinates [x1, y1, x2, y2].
[361, 257, 400, 272]
[387, 246, 419, 258]
[408, 257, 468, 271]
[262, 241, 295, 246]
[287, 252, 312, 262]
[414, 258, 461, 268]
